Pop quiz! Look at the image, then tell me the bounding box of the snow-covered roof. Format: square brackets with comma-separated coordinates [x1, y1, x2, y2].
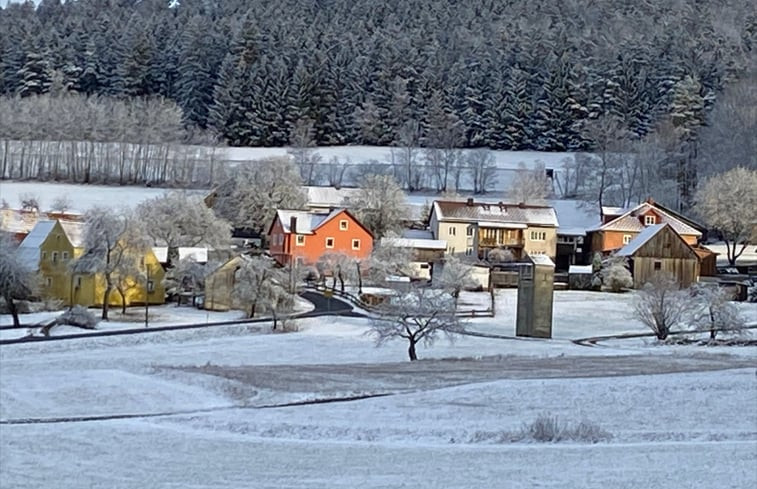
[152, 247, 209, 264]
[17, 220, 57, 270]
[529, 254, 555, 267]
[568, 265, 593, 274]
[616, 224, 667, 257]
[402, 229, 434, 240]
[380, 237, 447, 250]
[59, 220, 86, 247]
[477, 221, 527, 229]
[589, 202, 701, 236]
[601, 206, 626, 217]
[550, 199, 600, 236]
[304, 186, 359, 208]
[275, 209, 342, 234]
[432, 200, 558, 227]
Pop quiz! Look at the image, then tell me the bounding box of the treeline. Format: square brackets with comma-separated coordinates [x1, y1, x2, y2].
[0, 95, 224, 185]
[0, 0, 754, 152]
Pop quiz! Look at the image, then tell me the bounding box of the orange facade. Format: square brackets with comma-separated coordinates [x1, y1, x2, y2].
[269, 210, 374, 266]
[592, 230, 699, 253]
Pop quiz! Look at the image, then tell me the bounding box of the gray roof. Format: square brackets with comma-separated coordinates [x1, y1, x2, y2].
[275, 209, 342, 234]
[433, 200, 558, 227]
[549, 199, 600, 236]
[305, 186, 359, 207]
[616, 224, 667, 257]
[17, 220, 57, 270]
[590, 202, 701, 236]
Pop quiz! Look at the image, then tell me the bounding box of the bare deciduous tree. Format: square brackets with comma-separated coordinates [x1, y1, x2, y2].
[73, 208, 149, 320]
[437, 255, 478, 304]
[352, 174, 407, 239]
[368, 242, 415, 283]
[50, 195, 72, 213]
[0, 235, 37, 327]
[136, 191, 231, 265]
[317, 252, 358, 293]
[211, 157, 308, 234]
[369, 285, 465, 361]
[689, 284, 746, 340]
[695, 167, 757, 265]
[19, 193, 41, 212]
[633, 274, 690, 340]
[466, 149, 497, 194]
[506, 162, 552, 204]
[288, 117, 322, 186]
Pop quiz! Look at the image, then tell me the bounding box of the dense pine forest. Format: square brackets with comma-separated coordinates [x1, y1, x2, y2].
[1, 0, 754, 150]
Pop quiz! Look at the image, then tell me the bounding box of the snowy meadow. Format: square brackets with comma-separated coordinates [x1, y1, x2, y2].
[1, 289, 755, 488]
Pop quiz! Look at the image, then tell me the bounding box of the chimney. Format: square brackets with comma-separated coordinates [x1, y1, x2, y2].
[466, 197, 474, 206]
[290, 216, 297, 234]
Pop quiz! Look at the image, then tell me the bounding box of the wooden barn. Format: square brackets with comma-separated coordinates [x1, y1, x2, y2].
[616, 224, 700, 289]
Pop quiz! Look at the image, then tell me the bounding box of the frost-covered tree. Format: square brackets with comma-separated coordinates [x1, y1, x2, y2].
[370, 285, 465, 361]
[211, 157, 307, 234]
[487, 247, 515, 263]
[437, 255, 478, 304]
[506, 162, 552, 204]
[164, 257, 207, 305]
[136, 192, 231, 266]
[466, 149, 497, 194]
[368, 242, 414, 283]
[694, 167, 757, 265]
[689, 284, 745, 340]
[602, 258, 633, 292]
[0, 235, 36, 327]
[73, 207, 150, 320]
[231, 256, 280, 318]
[288, 117, 322, 186]
[352, 174, 407, 239]
[50, 195, 72, 213]
[317, 252, 358, 293]
[633, 274, 690, 340]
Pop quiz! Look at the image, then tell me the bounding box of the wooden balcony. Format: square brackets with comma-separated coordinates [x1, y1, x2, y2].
[479, 237, 524, 248]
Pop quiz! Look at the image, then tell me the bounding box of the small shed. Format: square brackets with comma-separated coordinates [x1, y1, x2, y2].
[616, 224, 699, 289]
[568, 265, 594, 290]
[516, 255, 555, 339]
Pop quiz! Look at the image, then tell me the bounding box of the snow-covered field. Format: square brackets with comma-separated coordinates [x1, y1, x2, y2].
[1, 290, 755, 488]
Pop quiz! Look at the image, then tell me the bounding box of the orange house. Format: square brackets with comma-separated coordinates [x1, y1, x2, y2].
[268, 209, 374, 266]
[588, 200, 702, 255]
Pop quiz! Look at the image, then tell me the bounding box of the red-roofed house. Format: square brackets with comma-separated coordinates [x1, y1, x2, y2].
[268, 208, 374, 266]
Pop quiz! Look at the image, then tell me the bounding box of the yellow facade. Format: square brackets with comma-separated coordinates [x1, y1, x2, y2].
[203, 256, 242, 311]
[35, 221, 165, 307]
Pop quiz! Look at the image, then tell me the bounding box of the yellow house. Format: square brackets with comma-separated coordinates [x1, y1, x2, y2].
[17, 220, 165, 307]
[204, 255, 245, 311]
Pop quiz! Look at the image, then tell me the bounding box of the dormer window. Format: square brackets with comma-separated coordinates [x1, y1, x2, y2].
[644, 215, 656, 226]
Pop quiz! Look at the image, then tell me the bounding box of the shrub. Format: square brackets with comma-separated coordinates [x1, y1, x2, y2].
[56, 306, 99, 329]
[521, 413, 612, 443]
[602, 260, 633, 292]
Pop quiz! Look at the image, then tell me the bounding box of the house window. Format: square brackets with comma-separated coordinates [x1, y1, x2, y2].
[62, 251, 69, 261]
[644, 215, 656, 226]
[352, 239, 361, 250]
[45, 277, 52, 287]
[75, 276, 82, 288]
[147, 280, 155, 293]
[465, 248, 472, 256]
[326, 237, 335, 248]
[52, 251, 58, 263]
[41, 251, 47, 261]
[654, 261, 662, 271]
[530, 231, 546, 241]
[296, 235, 306, 246]
[339, 220, 349, 231]
[449, 226, 456, 236]
[466, 226, 473, 236]
[623, 234, 632, 245]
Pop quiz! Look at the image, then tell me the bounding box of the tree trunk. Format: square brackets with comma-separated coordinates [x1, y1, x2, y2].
[408, 339, 418, 361]
[118, 288, 127, 315]
[101, 285, 112, 320]
[6, 295, 20, 328]
[272, 309, 278, 330]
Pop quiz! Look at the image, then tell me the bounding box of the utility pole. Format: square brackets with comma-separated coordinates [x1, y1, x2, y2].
[144, 264, 150, 328]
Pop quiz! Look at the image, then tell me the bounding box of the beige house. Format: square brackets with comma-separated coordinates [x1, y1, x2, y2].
[428, 199, 559, 261]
